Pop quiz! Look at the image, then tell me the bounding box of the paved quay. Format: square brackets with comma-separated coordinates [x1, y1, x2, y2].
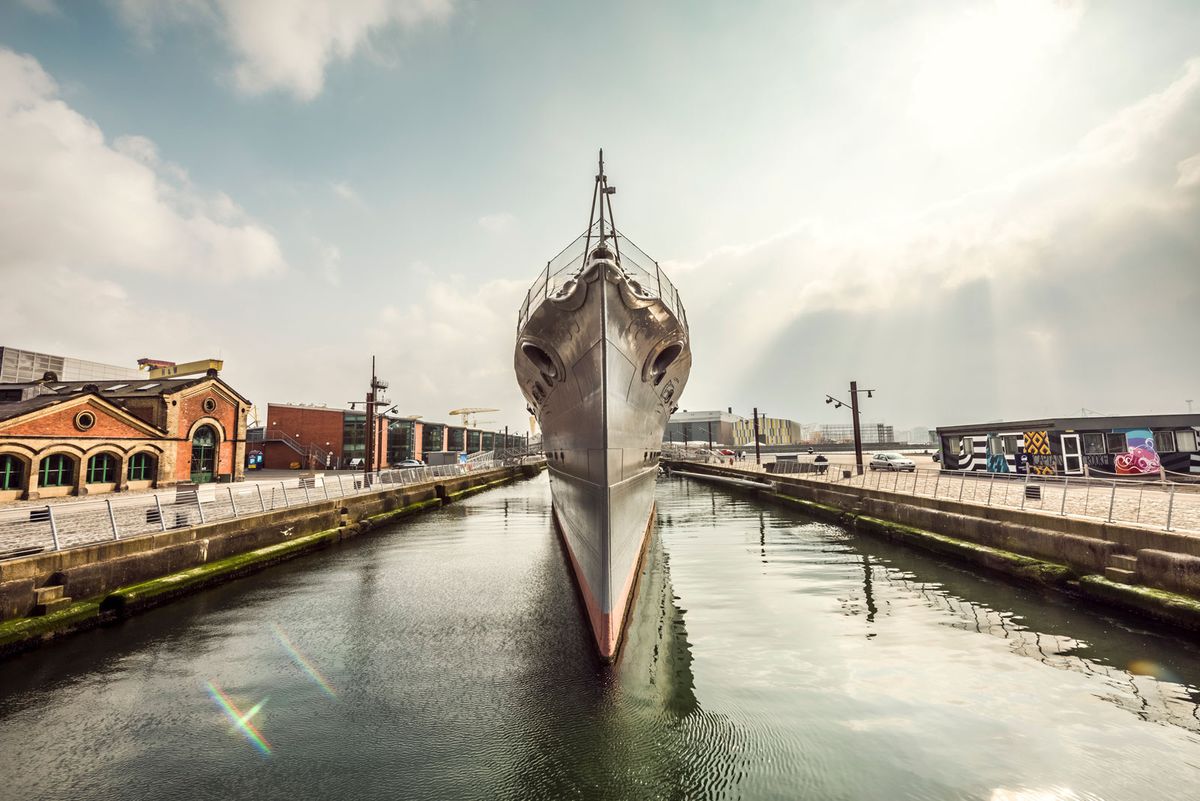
[0, 463, 510, 557]
[679, 454, 1200, 536]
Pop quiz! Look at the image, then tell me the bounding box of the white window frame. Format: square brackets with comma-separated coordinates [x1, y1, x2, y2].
[1061, 433, 1083, 475]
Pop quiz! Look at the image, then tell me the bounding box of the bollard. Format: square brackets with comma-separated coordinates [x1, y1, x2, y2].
[46, 505, 60, 550]
[106, 498, 119, 540]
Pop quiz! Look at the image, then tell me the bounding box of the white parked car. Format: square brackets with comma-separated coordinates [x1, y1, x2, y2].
[869, 452, 916, 472]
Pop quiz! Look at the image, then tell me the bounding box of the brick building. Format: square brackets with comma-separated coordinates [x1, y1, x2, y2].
[0, 370, 249, 501]
[248, 403, 523, 470]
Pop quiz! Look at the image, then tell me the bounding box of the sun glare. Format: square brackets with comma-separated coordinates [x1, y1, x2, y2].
[910, 0, 1082, 147]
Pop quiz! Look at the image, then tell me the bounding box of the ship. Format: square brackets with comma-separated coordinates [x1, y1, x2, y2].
[514, 151, 691, 661]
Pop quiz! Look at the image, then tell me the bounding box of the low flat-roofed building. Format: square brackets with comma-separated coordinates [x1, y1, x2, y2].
[935, 413, 1200, 476]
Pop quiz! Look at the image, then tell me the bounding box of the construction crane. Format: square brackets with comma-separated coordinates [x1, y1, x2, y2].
[138, 357, 224, 379]
[448, 407, 499, 428]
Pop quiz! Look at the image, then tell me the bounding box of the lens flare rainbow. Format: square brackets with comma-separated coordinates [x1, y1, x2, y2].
[207, 681, 272, 755]
[272, 624, 338, 698]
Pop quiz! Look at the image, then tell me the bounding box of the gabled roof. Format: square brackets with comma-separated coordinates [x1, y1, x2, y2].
[0, 374, 250, 405]
[0, 391, 167, 436]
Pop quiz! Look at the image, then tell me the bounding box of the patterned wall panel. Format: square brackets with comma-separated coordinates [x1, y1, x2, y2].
[1023, 430, 1055, 475]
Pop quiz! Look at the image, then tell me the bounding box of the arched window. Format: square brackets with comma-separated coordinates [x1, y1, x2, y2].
[86, 453, 118, 484]
[128, 452, 156, 481]
[191, 425, 218, 483]
[39, 454, 74, 487]
[0, 455, 24, 491]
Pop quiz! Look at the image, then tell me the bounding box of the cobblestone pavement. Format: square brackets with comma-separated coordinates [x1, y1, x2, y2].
[687, 458, 1200, 536]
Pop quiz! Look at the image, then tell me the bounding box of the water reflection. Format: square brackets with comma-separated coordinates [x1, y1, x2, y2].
[2, 476, 1200, 800]
[864, 559, 1200, 734]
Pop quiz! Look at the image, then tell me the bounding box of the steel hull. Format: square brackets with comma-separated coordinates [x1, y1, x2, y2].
[516, 256, 690, 660]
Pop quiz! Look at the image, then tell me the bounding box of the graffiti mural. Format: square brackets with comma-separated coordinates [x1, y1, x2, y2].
[1114, 429, 1161, 475]
[1023, 430, 1056, 475]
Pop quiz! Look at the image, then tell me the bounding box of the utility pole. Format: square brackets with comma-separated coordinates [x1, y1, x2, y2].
[363, 356, 390, 480]
[707, 420, 712, 450]
[753, 407, 762, 466]
[850, 380, 864, 476]
[825, 381, 874, 475]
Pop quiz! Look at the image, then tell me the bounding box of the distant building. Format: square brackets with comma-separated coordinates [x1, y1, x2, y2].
[732, 415, 804, 446]
[664, 409, 745, 447]
[908, 427, 933, 445]
[814, 423, 896, 445]
[247, 402, 523, 470]
[0, 346, 141, 384]
[0, 370, 250, 501]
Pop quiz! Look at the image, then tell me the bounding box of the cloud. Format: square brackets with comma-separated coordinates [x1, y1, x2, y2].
[366, 275, 530, 426]
[478, 212, 517, 234]
[114, 0, 454, 101]
[674, 58, 1200, 427]
[317, 241, 342, 286]
[0, 48, 285, 287]
[331, 180, 366, 207]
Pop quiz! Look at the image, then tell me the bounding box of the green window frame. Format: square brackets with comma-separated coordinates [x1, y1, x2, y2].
[86, 454, 117, 484]
[38, 454, 74, 487]
[0, 455, 23, 491]
[128, 452, 154, 481]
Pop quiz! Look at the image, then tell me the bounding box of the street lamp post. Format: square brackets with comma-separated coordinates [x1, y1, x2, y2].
[753, 407, 761, 466]
[825, 380, 874, 475]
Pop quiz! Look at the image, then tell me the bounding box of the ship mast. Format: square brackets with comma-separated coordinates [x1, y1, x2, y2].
[583, 149, 619, 262]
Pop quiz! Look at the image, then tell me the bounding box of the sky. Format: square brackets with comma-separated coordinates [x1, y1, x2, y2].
[1, 0, 1198, 435]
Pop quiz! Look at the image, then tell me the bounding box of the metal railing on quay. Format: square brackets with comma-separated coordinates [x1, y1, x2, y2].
[0, 458, 532, 560]
[664, 451, 1200, 535]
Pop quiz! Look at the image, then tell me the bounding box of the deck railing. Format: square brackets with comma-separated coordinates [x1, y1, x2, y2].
[517, 224, 686, 331]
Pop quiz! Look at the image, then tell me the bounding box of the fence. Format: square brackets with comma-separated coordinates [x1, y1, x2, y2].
[0, 460, 522, 559]
[667, 452, 1200, 535]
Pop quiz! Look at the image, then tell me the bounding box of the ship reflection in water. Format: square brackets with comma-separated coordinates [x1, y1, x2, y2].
[1, 476, 1200, 800]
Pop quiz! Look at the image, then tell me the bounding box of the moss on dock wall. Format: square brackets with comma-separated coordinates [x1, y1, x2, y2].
[0, 465, 538, 658]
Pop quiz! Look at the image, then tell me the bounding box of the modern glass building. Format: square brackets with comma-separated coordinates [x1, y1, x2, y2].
[0, 346, 141, 384]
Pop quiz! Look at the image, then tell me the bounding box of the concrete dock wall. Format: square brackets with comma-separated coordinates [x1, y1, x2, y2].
[0, 464, 540, 623]
[669, 462, 1200, 633]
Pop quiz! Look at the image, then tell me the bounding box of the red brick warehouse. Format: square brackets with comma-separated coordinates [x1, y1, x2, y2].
[0, 369, 251, 501]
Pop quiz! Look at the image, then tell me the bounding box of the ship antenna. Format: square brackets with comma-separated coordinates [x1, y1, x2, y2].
[597, 149, 607, 246]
